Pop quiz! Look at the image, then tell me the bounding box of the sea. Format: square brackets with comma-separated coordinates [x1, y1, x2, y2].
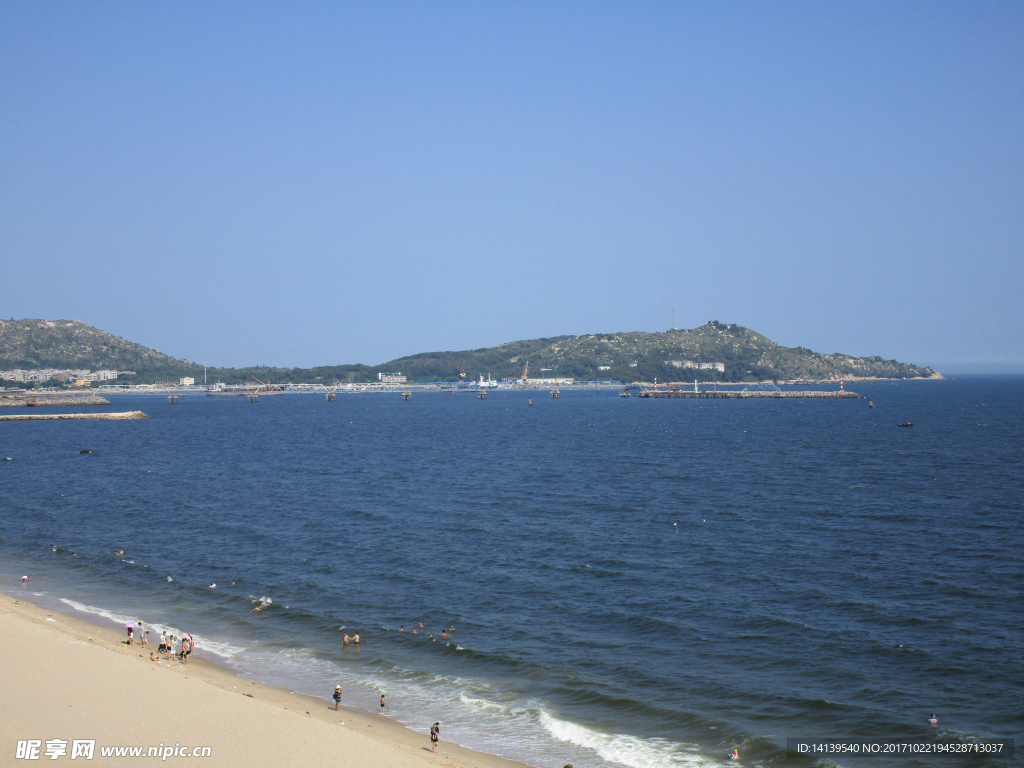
[1, 376, 1021, 768]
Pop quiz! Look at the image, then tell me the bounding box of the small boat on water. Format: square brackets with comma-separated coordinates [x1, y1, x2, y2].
[897, 422, 914, 427]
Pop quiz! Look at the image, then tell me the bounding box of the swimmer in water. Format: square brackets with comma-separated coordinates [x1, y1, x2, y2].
[353, 633, 360, 645]
[209, 582, 216, 588]
[928, 714, 938, 725]
[399, 626, 404, 632]
[342, 633, 350, 645]
[21, 575, 28, 584]
[440, 631, 449, 638]
[250, 605, 262, 613]
[729, 749, 739, 760]
[449, 626, 455, 633]
[418, 622, 423, 629]
[380, 694, 386, 714]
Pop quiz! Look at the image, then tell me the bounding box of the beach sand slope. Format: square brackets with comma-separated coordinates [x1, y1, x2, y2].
[0, 596, 530, 768]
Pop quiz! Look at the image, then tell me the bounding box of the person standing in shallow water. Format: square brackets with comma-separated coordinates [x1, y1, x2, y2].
[380, 694, 386, 714]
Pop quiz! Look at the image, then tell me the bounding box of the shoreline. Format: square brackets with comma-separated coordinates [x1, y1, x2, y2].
[0, 588, 534, 768]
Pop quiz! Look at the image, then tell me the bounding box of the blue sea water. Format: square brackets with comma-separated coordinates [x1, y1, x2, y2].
[1, 377, 1021, 768]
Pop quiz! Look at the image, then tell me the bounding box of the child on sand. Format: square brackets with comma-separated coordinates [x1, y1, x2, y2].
[333, 686, 342, 711]
[380, 694, 386, 714]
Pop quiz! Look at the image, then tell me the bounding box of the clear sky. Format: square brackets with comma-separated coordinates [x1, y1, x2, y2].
[2, 2, 1021, 372]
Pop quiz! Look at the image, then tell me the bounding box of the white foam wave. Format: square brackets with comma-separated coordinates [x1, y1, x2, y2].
[539, 711, 714, 768]
[60, 599, 246, 659]
[459, 692, 508, 713]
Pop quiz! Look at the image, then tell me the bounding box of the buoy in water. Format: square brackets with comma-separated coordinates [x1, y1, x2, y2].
[79, 449, 92, 454]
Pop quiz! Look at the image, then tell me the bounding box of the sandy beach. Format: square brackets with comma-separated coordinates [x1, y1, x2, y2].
[0, 592, 534, 768]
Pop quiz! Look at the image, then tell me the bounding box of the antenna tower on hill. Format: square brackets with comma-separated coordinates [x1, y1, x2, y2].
[672, 307, 676, 330]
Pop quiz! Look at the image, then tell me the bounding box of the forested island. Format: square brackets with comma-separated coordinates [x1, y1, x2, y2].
[0, 319, 939, 387]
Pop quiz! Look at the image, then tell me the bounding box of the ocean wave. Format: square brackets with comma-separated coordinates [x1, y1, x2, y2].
[539, 711, 715, 768]
[60, 598, 246, 659]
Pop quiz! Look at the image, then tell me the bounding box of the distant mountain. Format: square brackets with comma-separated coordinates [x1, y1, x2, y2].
[0, 318, 939, 386]
[382, 321, 939, 383]
[0, 319, 183, 371]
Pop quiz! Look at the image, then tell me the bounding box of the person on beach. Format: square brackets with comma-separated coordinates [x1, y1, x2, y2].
[333, 685, 342, 711]
[158, 632, 167, 653]
[127, 626, 133, 645]
[380, 694, 386, 714]
[181, 637, 192, 665]
[430, 722, 440, 753]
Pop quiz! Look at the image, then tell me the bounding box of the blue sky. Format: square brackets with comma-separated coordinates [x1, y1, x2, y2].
[1, 2, 1021, 371]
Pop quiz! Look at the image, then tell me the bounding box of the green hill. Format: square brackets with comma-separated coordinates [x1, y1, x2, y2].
[384, 321, 938, 383]
[0, 318, 938, 386]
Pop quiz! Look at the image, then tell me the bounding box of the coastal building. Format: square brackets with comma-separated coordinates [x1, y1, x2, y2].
[179, 377, 195, 386]
[1, 368, 113, 384]
[697, 362, 726, 372]
[598, 366, 611, 371]
[378, 372, 406, 384]
[666, 360, 697, 369]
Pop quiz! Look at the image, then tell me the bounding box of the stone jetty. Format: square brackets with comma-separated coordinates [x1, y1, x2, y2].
[0, 395, 111, 407]
[636, 390, 862, 399]
[0, 411, 148, 421]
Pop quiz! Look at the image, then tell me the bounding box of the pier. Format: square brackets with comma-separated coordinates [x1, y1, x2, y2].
[636, 390, 862, 399]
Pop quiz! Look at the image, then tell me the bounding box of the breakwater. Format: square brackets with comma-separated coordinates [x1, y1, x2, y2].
[636, 390, 862, 399]
[0, 411, 148, 421]
[0, 395, 111, 407]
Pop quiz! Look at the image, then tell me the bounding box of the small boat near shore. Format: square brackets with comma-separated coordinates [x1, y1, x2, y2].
[897, 422, 914, 427]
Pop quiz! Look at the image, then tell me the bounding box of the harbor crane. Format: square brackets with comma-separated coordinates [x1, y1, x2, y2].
[458, 361, 466, 379]
[521, 360, 529, 382]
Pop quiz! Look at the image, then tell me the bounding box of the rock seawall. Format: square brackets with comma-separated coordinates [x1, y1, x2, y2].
[0, 395, 111, 407]
[0, 411, 147, 421]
